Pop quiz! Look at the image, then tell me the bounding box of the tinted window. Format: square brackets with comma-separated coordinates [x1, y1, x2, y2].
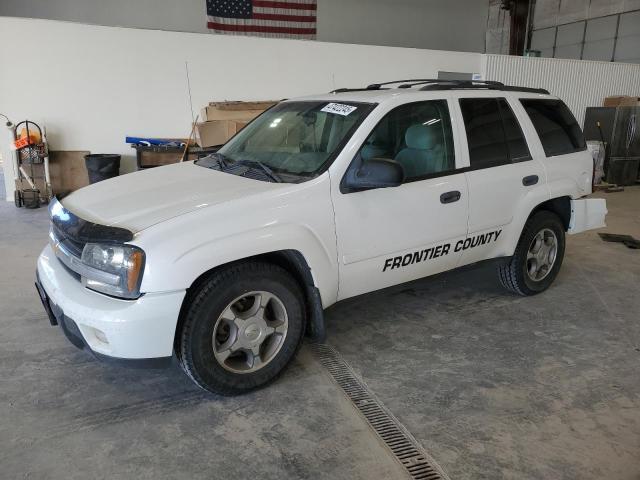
[498, 99, 531, 161]
[520, 99, 586, 157]
[460, 98, 509, 168]
[359, 100, 455, 181]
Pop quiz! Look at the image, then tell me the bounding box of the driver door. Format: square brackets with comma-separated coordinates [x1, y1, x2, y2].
[331, 99, 469, 300]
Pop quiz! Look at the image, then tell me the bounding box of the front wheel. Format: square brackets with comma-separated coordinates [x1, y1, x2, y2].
[177, 262, 306, 395]
[498, 210, 566, 296]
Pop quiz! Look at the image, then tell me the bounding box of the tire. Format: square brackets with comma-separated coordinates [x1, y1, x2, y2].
[14, 190, 23, 208]
[498, 210, 565, 296]
[177, 261, 306, 395]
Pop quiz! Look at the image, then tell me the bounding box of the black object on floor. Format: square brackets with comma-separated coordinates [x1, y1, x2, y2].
[599, 233, 640, 249]
[623, 239, 640, 249]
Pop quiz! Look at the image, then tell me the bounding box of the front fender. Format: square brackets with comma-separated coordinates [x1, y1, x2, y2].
[138, 223, 339, 308]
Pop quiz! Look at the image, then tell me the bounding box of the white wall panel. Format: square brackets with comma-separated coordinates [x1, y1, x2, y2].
[485, 54, 640, 125]
[0, 17, 484, 200]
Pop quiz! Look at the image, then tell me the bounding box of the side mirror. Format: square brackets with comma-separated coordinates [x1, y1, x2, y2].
[342, 158, 404, 192]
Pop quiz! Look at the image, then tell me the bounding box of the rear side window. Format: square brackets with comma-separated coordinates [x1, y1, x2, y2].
[459, 98, 531, 169]
[520, 99, 586, 157]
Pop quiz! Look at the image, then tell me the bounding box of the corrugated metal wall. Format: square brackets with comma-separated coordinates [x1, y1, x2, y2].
[485, 54, 640, 126]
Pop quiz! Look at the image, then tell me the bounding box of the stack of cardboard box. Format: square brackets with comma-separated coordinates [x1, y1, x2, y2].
[195, 101, 276, 148]
[603, 96, 640, 107]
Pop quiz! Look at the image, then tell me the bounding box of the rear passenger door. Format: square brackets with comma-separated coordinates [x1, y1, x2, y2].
[454, 95, 549, 265]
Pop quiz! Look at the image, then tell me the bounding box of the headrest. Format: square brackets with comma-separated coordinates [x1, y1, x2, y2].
[405, 124, 439, 150]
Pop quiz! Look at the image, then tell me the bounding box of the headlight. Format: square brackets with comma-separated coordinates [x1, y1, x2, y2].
[80, 243, 145, 299]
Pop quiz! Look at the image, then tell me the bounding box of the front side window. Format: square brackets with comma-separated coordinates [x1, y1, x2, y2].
[214, 101, 371, 181]
[358, 100, 455, 181]
[520, 99, 586, 157]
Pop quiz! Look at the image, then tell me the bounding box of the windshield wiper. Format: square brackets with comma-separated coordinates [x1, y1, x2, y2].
[196, 152, 229, 170]
[233, 160, 283, 183]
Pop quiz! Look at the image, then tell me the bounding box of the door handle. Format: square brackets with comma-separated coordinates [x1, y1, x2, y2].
[522, 175, 539, 186]
[440, 190, 461, 204]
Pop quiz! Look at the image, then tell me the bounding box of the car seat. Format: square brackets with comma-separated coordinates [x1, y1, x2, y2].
[360, 129, 389, 161]
[394, 124, 445, 178]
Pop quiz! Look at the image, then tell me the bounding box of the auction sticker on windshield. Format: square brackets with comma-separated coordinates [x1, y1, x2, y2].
[321, 103, 358, 116]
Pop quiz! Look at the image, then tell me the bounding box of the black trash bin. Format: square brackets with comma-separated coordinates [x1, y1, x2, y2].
[85, 154, 121, 184]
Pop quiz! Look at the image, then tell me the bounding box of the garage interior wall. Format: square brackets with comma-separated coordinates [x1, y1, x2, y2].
[2, 16, 639, 200]
[486, 0, 512, 55]
[0, 17, 485, 200]
[531, 0, 640, 63]
[485, 53, 640, 125]
[0, 0, 490, 52]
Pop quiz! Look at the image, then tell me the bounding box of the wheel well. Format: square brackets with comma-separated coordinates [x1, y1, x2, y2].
[174, 250, 324, 351]
[530, 196, 571, 231]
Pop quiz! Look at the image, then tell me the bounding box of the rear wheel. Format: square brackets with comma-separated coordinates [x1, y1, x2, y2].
[498, 210, 565, 296]
[177, 262, 305, 395]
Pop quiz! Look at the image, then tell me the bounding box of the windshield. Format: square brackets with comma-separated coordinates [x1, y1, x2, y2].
[215, 101, 371, 180]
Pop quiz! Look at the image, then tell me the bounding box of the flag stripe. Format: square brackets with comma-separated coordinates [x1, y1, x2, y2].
[208, 16, 316, 27]
[253, 6, 316, 17]
[207, 20, 316, 34]
[253, 0, 316, 11]
[252, 12, 316, 22]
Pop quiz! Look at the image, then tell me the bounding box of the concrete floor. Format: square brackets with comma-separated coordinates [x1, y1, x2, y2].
[1, 188, 639, 479]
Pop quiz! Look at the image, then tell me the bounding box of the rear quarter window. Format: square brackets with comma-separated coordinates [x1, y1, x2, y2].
[520, 99, 586, 157]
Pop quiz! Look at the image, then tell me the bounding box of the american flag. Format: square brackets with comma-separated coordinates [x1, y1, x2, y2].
[206, 0, 317, 39]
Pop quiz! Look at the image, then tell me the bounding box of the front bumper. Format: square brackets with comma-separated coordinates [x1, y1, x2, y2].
[36, 244, 185, 366]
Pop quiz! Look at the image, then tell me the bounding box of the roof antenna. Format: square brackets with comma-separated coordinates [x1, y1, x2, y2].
[185, 61, 195, 124]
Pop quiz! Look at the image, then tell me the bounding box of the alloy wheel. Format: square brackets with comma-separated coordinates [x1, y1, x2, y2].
[526, 228, 558, 282]
[212, 291, 289, 373]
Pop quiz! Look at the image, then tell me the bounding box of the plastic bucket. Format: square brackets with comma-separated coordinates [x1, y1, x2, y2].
[85, 154, 121, 184]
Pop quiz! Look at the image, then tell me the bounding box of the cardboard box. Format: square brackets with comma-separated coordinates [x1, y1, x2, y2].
[200, 101, 276, 122]
[603, 96, 640, 107]
[195, 120, 249, 147]
[48, 151, 91, 194]
[209, 101, 276, 111]
[137, 149, 198, 168]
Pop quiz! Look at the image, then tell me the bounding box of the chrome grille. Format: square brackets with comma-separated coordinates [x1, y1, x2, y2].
[49, 224, 120, 286]
[49, 226, 83, 279]
[51, 222, 84, 257]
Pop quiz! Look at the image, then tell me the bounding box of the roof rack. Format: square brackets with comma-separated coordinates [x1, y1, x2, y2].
[330, 79, 437, 93]
[366, 79, 442, 89]
[330, 79, 549, 95]
[419, 80, 549, 94]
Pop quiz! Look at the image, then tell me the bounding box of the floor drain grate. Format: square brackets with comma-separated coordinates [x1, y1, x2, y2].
[310, 343, 449, 480]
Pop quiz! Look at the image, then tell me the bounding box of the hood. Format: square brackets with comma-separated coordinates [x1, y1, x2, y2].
[62, 161, 285, 232]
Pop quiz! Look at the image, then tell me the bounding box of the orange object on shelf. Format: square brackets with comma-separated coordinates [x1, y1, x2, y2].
[14, 134, 39, 149]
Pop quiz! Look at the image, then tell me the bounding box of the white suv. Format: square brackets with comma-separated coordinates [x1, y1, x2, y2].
[36, 80, 607, 395]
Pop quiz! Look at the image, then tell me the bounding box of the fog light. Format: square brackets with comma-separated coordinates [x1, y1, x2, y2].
[93, 328, 108, 344]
